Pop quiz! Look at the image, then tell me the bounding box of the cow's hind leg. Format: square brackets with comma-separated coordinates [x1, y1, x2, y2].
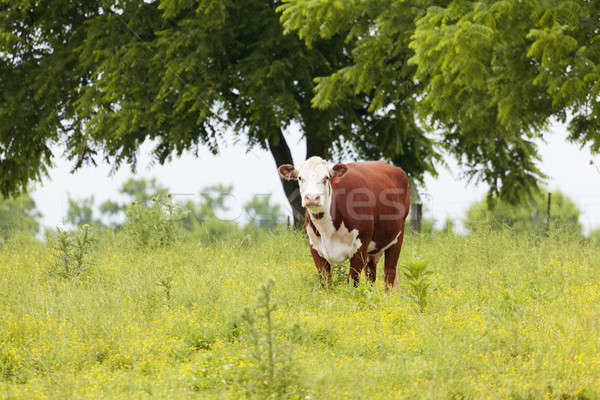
[384, 226, 406, 288]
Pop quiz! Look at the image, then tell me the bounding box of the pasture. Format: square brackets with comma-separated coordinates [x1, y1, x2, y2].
[1, 229, 599, 399]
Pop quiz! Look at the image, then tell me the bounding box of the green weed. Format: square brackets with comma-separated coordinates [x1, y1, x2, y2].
[239, 278, 303, 399]
[48, 224, 95, 279]
[401, 258, 433, 313]
[157, 275, 174, 304]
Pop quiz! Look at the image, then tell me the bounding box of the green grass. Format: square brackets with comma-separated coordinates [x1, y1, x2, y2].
[1, 228, 599, 399]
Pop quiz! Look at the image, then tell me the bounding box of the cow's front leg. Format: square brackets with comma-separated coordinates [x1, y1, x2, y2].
[309, 246, 331, 287]
[348, 247, 368, 287]
[365, 253, 382, 284]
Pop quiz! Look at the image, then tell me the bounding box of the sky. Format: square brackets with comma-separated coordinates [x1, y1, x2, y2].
[31, 121, 600, 234]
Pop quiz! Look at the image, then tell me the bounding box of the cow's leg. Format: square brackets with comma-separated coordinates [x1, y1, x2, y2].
[384, 225, 406, 288]
[365, 253, 382, 284]
[348, 248, 368, 287]
[309, 246, 331, 286]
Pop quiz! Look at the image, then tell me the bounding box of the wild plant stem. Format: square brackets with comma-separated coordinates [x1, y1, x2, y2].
[263, 286, 275, 384]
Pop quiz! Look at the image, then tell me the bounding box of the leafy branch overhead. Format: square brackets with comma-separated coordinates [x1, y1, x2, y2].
[1, 0, 599, 209]
[279, 0, 600, 202]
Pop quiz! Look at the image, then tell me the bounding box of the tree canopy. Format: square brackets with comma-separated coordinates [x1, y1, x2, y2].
[2, 0, 599, 221]
[0, 0, 436, 225]
[280, 0, 600, 203]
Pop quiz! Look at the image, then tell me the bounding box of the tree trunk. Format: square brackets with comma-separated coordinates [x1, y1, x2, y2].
[303, 108, 329, 158]
[267, 127, 305, 227]
[306, 133, 327, 159]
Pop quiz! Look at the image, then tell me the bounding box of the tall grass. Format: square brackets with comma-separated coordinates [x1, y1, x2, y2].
[0, 226, 599, 399]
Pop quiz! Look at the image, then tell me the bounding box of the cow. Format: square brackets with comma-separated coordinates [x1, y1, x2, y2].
[278, 156, 410, 287]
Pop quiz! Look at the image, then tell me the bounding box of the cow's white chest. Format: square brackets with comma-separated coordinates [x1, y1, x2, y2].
[306, 218, 361, 265]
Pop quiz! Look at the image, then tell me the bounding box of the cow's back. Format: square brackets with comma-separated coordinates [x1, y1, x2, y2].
[329, 161, 409, 242]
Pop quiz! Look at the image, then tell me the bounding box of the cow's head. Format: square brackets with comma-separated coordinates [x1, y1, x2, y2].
[278, 156, 348, 212]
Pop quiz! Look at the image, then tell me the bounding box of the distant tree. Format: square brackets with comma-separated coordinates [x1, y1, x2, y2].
[180, 185, 236, 231]
[64, 196, 104, 228]
[244, 195, 285, 230]
[99, 178, 169, 226]
[0, 193, 41, 241]
[465, 190, 582, 235]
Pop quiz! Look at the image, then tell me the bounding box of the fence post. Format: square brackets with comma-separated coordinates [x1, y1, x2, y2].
[287, 216, 291, 231]
[410, 203, 422, 233]
[545, 192, 552, 237]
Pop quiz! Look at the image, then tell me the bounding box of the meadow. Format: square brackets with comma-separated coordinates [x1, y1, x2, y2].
[1, 227, 599, 399]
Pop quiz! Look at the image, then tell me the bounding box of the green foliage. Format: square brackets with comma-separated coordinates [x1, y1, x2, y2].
[180, 184, 244, 241]
[0, 0, 438, 224]
[64, 195, 105, 229]
[157, 275, 174, 304]
[401, 259, 433, 313]
[124, 195, 187, 249]
[280, 0, 600, 203]
[465, 190, 582, 236]
[588, 229, 600, 247]
[99, 178, 170, 225]
[244, 195, 285, 230]
[409, 0, 600, 199]
[240, 278, 302, 399]
[0, 193, 40, 242]
[48, 225, 96, 279]
[181, 185, 234, 230]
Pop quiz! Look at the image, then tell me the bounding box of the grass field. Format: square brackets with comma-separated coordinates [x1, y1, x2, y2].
[1, 228, 599, 399]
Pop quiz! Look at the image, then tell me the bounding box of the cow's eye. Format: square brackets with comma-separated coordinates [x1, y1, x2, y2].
[298, 176, 303, 182]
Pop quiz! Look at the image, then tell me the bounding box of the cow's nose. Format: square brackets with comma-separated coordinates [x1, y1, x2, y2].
[304, 194, 321, 203]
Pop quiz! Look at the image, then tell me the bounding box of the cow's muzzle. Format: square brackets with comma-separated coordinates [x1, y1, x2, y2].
[303, 194, 322, 208]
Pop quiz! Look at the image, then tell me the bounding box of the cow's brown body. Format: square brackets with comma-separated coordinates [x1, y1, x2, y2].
[304, 161, 410, 287]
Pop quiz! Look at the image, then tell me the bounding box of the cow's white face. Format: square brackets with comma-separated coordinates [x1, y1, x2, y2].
[297, 157, 331, 210]
[278, 156, 348, 212]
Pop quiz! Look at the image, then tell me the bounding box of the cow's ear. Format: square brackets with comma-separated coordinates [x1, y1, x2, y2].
[278, 164, 299, 180]
[330, 163, 348, 178]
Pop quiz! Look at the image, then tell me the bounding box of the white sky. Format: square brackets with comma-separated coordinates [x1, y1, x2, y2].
[32, 121, 600, 234]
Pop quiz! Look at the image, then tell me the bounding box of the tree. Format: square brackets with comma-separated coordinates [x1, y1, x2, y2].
[244, 195, 285, 230]
[99, 177, 169, 227]
[279, 0, 600, 203]
[464, 190, 582, 236]
[0, 193, 41, 241]
[180, 184, 238, 232]
[0, 0, 437, 226]
[64, 196, 104, 228]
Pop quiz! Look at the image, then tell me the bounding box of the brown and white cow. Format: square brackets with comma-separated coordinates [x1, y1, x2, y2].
[279, 156, 410, 287]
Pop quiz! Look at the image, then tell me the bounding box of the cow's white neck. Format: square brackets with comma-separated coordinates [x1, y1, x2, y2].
[306, 181, 362, 265]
